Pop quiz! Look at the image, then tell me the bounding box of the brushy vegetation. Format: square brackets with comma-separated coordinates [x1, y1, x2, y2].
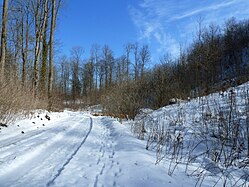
[131, 85, 249, 186]
[2, 0, 249, 128]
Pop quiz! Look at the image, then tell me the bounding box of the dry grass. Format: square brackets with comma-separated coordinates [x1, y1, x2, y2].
[0, 80, 36, 125]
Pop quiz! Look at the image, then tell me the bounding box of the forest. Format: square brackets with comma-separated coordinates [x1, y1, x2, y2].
[1, 0, 249, 122]
[1, 1, 249, 186]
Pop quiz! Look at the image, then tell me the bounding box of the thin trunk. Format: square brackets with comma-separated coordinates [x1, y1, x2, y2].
[0, 0, 8, 83]
[48, 0, 56, 110]
[21, 11, 29, 86]
[34, 0, 41, 98]
[40, 1, 49, 94]
[34, 0, 48, 99]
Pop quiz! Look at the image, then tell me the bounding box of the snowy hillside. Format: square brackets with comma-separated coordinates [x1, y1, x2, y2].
[0, 82, 249, 187]
[131, 82, 249, 186]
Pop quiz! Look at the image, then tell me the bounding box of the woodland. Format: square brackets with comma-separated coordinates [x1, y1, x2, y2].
[1, 0, 249, 122]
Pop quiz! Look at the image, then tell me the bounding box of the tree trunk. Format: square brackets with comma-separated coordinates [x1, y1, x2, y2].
[40, 1, 49, 95]
[34, 0, 48, 99]
[0, 0, 8, 83]
[48, 0, 56, 110]
[21, 7, 29, 86]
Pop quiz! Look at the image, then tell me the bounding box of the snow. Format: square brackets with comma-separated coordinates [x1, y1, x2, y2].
[0, 110, 194, 187]
[1, 82, 249, 186]
[131, 83, 249, 187]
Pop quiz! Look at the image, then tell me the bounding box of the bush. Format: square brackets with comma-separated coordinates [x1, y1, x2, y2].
[0, 80, 35, 124]
[101, 81, 147, 119]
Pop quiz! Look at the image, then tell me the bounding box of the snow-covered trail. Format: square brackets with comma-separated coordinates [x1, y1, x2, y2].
[0, 113, 93, 187]
[0, 111, 190, 187]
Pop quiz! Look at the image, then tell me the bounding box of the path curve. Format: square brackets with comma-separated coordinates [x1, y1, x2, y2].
[47, 116, 93, 186]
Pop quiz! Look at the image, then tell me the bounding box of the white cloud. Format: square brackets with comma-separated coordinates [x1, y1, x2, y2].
[170, 0, 239, 21]
[128, 2, 179, 58]
[153, 31, 180, 57]
[129, 0, 249, 59]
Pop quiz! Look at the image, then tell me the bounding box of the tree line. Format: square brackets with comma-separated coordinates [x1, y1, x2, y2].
[0, 0, 61, 123]
[58, 18, 249, 118]
[1, 0, 249, 122]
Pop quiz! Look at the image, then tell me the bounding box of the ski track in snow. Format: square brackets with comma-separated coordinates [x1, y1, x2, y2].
[0, 113, 124, 187]
[0, 113, 93, 187]
[0, 111, 176, 187]
[46, 117, 93, 186]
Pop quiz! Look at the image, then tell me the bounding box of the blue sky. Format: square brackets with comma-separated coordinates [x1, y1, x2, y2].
[57, 0, 249, 61]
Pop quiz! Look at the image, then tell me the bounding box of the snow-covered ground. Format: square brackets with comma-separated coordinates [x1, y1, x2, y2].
[1, 83, 249, 187]
[132, 83, 249, 187]
[0, 110, 198, 187]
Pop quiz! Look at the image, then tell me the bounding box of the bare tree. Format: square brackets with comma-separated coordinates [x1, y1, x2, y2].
[102, 45, 114, 88]
[0, 0, 9, 82]
[33, 0, 48, 98]
[20, 0, 31, 86]
[139, 44, 150, 79]
[124, 43, 132, 82]
[82, 59, 94, 98]
[48, 0, 60, 110]
[71, 46, 83, 103]
[39, 0, 49, 94]
[90, 44, 99, 87]
[8, 1, 22, 81]
[59, 55, 69, 102]
[132, 43, 140, 81]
